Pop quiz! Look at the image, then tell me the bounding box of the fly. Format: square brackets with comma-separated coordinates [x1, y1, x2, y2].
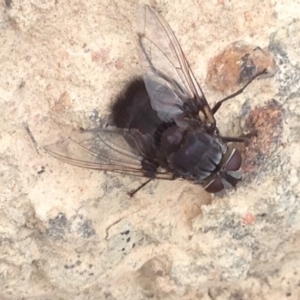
[45, 5, 267, 195]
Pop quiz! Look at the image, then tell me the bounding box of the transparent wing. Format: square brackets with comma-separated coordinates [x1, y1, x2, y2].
[138, 5, 215, 126]
[44, 128, 173, 178]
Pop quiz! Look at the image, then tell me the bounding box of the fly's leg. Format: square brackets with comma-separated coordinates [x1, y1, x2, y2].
[212, 69, 267, 115]
[128, 179, 152, 197]
[221, 131, 257, 145]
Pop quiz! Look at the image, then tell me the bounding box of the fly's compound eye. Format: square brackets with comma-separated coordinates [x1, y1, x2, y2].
[204, 149, 242, 193]
[221, 149, 242, 189]
[225, 149, 242, 172]
[204, 177, 224, 193]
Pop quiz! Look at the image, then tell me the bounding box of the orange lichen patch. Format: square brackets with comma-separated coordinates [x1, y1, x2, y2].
[244, 11, 254, 22]
[52, 91, 72, 112]
[206, 41, 276, 93]
[114, 58, 124, 70]
[91, 48, 110, 63]
[241, 99, 284, 177]
[242, 212, 255, 225]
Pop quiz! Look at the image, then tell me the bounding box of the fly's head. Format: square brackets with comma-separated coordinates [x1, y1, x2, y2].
[203, 148, 242, 193]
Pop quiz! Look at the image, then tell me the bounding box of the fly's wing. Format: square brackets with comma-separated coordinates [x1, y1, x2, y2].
[138, 5, 215, 127]
[44, 128, 173, 179]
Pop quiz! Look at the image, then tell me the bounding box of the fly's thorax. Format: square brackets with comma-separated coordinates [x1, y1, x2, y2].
[164, 130, 225, 181]
[159, 126, 186, 157]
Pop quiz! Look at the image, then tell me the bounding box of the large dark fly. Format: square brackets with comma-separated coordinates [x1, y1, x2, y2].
[45, 5, 267, 194]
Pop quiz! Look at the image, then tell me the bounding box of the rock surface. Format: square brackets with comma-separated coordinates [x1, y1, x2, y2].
[1, 0, 300, 299]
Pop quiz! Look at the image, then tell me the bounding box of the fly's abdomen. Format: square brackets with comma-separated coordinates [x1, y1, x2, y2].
[111, 78, 162, 136]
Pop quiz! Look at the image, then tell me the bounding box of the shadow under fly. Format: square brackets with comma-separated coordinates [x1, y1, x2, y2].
[45, 5, 268, 196]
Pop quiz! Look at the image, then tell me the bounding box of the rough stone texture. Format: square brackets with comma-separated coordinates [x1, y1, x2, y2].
[1, 0, 300, 299]
[206, 41, 277, 93]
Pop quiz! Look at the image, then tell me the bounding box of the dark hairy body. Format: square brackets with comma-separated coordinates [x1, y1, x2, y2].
[111, 78, 242, 193]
